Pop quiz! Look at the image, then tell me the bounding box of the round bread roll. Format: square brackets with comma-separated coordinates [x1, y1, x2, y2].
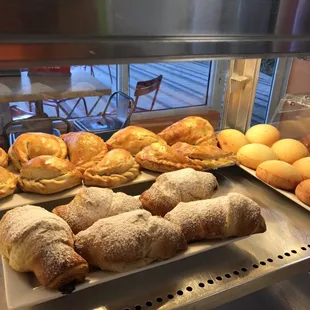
[295, 179, 310, 206]
[256, 160, 302, 191]
[217, 129, 249, 154]
[246, 124, 280, 146]
[271, 139, 309, 164]
[300, 134, 310, 153]
[292, 157, 310, 180]
[237, 144, 278, 170]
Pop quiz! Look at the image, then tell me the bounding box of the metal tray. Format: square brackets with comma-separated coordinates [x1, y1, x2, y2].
[239, 164, 310, 212]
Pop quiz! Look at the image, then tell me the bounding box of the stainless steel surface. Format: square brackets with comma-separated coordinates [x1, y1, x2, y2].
[2, 0, 310, 66]
[1, 166, 310, 309]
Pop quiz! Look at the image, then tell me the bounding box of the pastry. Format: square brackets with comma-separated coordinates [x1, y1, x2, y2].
[75, 209, 187, 272]
[0, 205, 88, 289]
[61, 132, 108, 173]
[106, 126, 166, 155]
[0, 167, 17, 200]
[83, 149, 140, 188]
[0, 147, 8, 167]
[256, 160, 301, 191]
[295, 179, 310, 206]
[135, 142, 202, 173]
[237, 143, 278, 170]
[293, 157, 310, 180]
[165, 193, 266, 242]
[301, 134, 310, 153]
[9, 132, 67, 171]
[171, 142, 237, 169]
[245, 124, 280, 147]
[217, 129, 249, 154]
[18, 155, 82, 194]
[271, 139, 309, 164]
[140, 168, 218, 216]
[158, 116, 217, 146]
[53, 187, 142, 234]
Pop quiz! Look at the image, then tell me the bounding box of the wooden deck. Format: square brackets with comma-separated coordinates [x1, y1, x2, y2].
[11, 63, 273, 125]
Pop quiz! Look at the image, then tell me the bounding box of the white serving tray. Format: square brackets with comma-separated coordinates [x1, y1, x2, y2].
[0, 170, 159, 212]
[2, 236, 245, 309]
[239, 164, 310, 212]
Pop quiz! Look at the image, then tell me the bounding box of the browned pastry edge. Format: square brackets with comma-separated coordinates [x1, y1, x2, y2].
[0, 147, 8, 168]
[0, 167, 17, 199]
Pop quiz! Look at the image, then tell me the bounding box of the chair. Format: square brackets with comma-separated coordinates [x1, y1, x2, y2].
[133, 74, 163, 111]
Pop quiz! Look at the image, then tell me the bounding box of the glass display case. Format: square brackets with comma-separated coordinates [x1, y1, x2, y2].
[1, 1, 310, 310]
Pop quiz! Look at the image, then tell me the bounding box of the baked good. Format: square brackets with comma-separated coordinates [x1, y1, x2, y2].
[0, 205, 88, 289]
[0, 167, 17, 200]
[245, 124, 280, 146]
[140, 168, 218, 216]
[295, 179, 310, 206]
[158, 116, 217, 146]
[53, 187, 142, 234]
[135, 143, 202, 173]
[0, 147, 8, 167]
[8, 132, 67, 171]
[165, 193, 266, 241]
[217, 129, 249, 154]
[83, 149, 140, 188]
[61, 132, 108, 173]
[293, 157, 310, 180]
[171, 142, 237, 169]
[256, 160, 301, 191]
[271, 139, 309, 164]
[301, 134, 310, 152]
[106, 126, 166, 155]
[18, 155, 82, 194]
[75, 209, 187, 272]
[237, 143, 278, 170]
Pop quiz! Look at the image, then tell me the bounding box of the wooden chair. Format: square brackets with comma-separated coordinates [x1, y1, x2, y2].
[134, 75, 163, 111]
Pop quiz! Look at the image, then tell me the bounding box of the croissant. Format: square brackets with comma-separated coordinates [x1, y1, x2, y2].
[0, 167, 17, 200]
[165, 193, 266, 242]
[75, 209, 187, 272]
[0, 205, 88, 289]
[140, 168, 218, 216]
[52, 187, 142, 234]
[0, 147, 8, 167]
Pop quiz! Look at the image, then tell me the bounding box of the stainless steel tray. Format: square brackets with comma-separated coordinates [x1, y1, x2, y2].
[9, 166, 307, 310]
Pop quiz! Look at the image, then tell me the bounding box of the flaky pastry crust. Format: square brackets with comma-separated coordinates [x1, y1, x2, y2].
[18, 155, 82, 194]
[106, 126, 166, 155]
[61, 132, 108, 173]
[9, 132, 67, 171]
[0, 147, 8, 168]
[135, 143, 202, 173]
[0, 167, 17, 199]
[171, 142, 237, 169]
[158, 116, 218, 146]
[84, 149, 140, 187]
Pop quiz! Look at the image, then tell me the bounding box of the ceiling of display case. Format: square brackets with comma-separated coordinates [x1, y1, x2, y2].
[1, 0, 310, 67]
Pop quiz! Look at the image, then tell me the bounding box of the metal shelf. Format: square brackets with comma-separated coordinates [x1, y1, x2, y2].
[1, 166, 308, 310]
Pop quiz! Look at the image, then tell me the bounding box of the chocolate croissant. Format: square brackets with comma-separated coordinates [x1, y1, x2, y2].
[0, 205, 88, 289]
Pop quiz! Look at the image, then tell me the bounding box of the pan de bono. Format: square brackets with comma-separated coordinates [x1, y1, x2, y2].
[237, 144, 278, 170]
[217, 129, 249, 154]
[256, 160, 302, 191]
[292, 157, 310, 180]
[245, 124, 280, 147]
[271, 139, 309, 164]
[295, 179, 310, 206]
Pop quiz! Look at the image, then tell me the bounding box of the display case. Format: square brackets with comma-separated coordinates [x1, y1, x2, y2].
[1, 1, 310, 310]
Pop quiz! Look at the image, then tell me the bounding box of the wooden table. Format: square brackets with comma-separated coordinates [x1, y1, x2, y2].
[0, 71, 112, 133]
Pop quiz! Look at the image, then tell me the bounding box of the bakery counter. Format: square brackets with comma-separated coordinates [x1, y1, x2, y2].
[1, 166, 310, 310]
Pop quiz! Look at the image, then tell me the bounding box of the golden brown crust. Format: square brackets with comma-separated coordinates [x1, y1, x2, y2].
[158, 116, 217, 146]
[217, 129, 249, 154]
[296, 179, 310, 206]
[0, 167, 17, 200]
[0, 147, 8, 168]
[171, 142, 237, 169]
[18, 155, 82, 194]
[61, 132, 108, 173]
[9, 132, 67, 171]
[135, 143, 203, 173]
[83, 149, 140, 187]
[106, 126, 166, 155]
